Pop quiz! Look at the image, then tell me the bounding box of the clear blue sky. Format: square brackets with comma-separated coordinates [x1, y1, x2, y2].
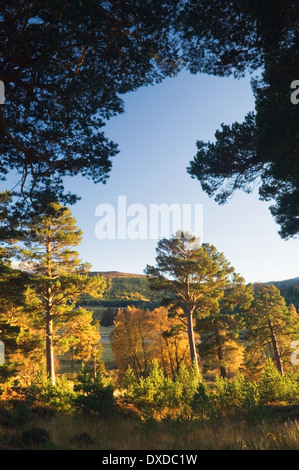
[60, 70, 299, 283]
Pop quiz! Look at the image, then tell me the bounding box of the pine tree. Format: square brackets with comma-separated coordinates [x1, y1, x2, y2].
[0, 191, 38, 385]
[145, 231, 252, 373]
[196, 275, 253, 378]
[18, 203, 106, 384]
[243, 284, 299, 377]
[258, 358, 285, 403]
[197, 312, 245, 379]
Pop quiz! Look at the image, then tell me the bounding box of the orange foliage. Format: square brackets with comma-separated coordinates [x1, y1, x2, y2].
[112, 306, 190, 380]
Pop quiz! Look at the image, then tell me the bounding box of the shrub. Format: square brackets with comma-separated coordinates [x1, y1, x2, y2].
[282, 372, 299, 404]
[21, 427, 51, 448]
[191, 372, 259, 418]
[126, 360, 175, 412]
[10, 402, 34, 427]
[258, 359, 285, 403]
[190, 381, 212, 419]
[121, 360, 202, 416]
[73, 365, 115, 417]
[258, 360, 299, 404]
[175, 362, 202, 406]
[25, 373, 75, 414]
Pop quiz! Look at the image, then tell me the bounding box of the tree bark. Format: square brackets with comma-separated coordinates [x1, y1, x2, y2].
[46, 288, 55, 385]
[214, 319, 228, 378]
[268, 318, 284, 376]
[187, 311, 199, 372]
[45, 236, 55, 385]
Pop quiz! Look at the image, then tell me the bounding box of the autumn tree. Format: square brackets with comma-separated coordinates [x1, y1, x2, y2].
[17, 202, 106, 384]
[151, 306, 190, 378]
[196, 277, 253, 378]
[197, 311, 245, 380]
[145, 231, 252, 373]
[243, 284, 299, 377]
[112, 306, 190, 380]
[0, 191, 39, 386]
[112, 307, 154, 379]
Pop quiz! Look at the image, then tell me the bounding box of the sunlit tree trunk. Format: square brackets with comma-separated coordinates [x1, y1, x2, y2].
[268, 318, 284, 376]
[187, 310, 199, 372]
[214, 320, 228, 379]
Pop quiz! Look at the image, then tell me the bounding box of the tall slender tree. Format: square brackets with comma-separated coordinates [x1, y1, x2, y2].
[145, 231, 251, 373]
[18, 202, 106, 384]
[196, 275, 253, 378]
[243, 283, 299, 377]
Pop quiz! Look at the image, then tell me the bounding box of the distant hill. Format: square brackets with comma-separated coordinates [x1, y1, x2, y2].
[81, 271, 163, 307]
[82, 271, 299, 310]
[89, 271, 146, 279]
[264, 276, 299, 310]
[91, 272, 299, 286]
[266, 277, 299, 288]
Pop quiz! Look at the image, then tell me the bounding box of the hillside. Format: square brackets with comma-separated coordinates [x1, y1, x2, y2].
[267, 276, 299, 288]
[81, 271, 163, 307]
[266, 276, 299, 310]
[81, 271, 299, 309]
[89, 271, 147, 279]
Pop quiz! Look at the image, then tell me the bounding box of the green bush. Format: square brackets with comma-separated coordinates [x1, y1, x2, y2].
[121, 360, 299, 419]
[21, 427, 51, 448]
[282, 372, 299, 404]
[192, 373, 259, 418]
[10, 402, 34, 427]
[121, 360, 201, 415]
[73, 365, 115, 417]
[258, 359, 285, 403]
[25, 373, 75, 414]
[258, 359, 299, 404]
[127, 361, 175, 411]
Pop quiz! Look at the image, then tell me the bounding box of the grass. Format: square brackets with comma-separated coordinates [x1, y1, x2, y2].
[2, 412, 299, 450]
[84, 306, 116, 368]
[100, 324, 116, 369]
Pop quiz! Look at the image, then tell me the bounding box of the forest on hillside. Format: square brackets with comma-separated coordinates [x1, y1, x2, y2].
[80, 275, 164, 308]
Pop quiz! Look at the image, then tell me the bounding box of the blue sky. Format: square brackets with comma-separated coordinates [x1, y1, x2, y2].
[59, 70, 299, 283]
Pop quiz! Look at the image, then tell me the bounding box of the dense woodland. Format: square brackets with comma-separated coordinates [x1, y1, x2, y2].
[0, 0, 299, 450]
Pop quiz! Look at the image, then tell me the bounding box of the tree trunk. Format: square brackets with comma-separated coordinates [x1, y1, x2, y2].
[187, 311, 199, 372]
[214, 319, 228, 378]
[46, 289, 55, 385]
[268, 318, 284, 376]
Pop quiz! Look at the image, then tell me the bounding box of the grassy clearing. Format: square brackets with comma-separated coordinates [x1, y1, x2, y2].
[100, 325, 116, 369]
[84, 306, 116, 368]
[3, 412, 299, 450]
